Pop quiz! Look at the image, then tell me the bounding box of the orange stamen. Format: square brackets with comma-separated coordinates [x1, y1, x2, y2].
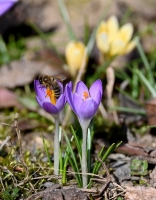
[46, 88, 57, 105]
[46, 88, 52, 98]
[83, 91, 90, 100]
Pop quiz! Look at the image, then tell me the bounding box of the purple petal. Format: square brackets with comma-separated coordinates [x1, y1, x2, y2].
[75, 81, 89, 99]
[56, 94, 65, 111]
[78, 98, 97, 119]
[0, 0, 17, 17]
[68, 81, 73, 90]
[43, 102, 59, 114]
[73, 93, 83, 115]
[65, 84, 75, 111]
[34, 80, 47, 102]
[91, 90, 102, 106]
[36, 96, 43, 108]
[89, 80, 103, 98]
[57, 81, 63, 94]
[93, 101, 99, 112]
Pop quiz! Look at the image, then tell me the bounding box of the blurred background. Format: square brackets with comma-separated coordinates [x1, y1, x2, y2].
[1, 0, 156, 198]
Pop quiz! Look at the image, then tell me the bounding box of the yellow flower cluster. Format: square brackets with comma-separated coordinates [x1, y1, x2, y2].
[96, 15, 136, 57]
[65, 41, 87, 77]
[65, 15, 135, 76]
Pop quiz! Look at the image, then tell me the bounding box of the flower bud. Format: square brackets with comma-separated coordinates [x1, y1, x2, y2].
[65, 40, 87, 77]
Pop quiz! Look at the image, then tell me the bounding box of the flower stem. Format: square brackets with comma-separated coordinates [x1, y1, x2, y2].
[54, 117, 60, 175]
[82, 125, 88, 188]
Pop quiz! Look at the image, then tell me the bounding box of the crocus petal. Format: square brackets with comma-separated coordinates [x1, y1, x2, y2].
[65, 84, 75, 111]
[36, 96, 43, 108]
[34, 80, 41, 95]
[43, 102, 59, 114]
[79, 98, 96, 119]
[57, 81, 63, 94]
[89, 79, 103, 98]
[56, 94, 65, 111]
[125, 39, 136, 54]
[96, 21, 107, 38]
[0, 0, 17, 17]
[75, 81, 89, 99]
[68, 81, 73, 90]
[34, 80, 48, 102]
[118, 23, 133, 43]
[91, 91, 101, 106]
[107, 15, 119, 43]
[96, 33, 109, 53]
[65, 40, 87, 77]
[73, 93, 83, 116]
[109, 40, 126, 56]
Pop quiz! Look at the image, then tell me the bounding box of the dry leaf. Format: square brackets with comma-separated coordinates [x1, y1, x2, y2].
[0, 59, 66, 88]
[125, 186, 156, 200]
[0, 87, 22, 108]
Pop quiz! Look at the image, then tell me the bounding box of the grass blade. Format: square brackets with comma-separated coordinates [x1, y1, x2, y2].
[136, 37, 155, 86]
[136, 69, 156, 98]
[111, 106, 146, 115]
[70, 125, 82, 160]
[57, 0, 76, 40]
[95, 142, 122, 175]
[63, 131, 82, 186]
[65, 150, 82, 187]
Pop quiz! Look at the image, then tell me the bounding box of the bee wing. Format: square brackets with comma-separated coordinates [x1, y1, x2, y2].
[50, 75, 66, 82]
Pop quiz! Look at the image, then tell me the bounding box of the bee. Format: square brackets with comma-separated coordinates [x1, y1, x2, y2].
[38, 75, 66, 99]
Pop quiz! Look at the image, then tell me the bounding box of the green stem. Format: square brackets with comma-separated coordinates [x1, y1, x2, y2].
[54, 117, 60, 175]
[82, 126, 88, 188]
[87, 127, 91, 183]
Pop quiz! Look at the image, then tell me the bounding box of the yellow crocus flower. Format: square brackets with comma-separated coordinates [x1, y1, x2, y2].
[96, 15, 136, 57]
[65, 40, 87, 77]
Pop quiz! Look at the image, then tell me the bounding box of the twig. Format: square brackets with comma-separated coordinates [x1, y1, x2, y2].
[106, 67, 119, 124]
[0, 166, 17, 186]
[14, 113, 29, 182]
[0, 177, 5, 190]
[0, 122, 15, 127]
[80, 188, 98, 193]
[113, 182, 125, 191]
[0, 136, 11, 150]
[92, 156, 111, 198]
[108, 190, 125, 199]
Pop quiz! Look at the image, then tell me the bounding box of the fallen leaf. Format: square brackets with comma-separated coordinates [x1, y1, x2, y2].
[0, 59, 66, 88]
[0, 87, 22, 108]
[125, 186, 156, 200]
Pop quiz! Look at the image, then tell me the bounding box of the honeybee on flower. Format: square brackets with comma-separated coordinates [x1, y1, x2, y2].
[96, 15, 136, 58]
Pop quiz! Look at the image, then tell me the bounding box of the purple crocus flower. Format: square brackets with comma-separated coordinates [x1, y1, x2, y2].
[65, 79, 103, 129]
[34, 79, 66, 175]
[0, 0, 18, 17]
[65, 79, 103, 187]
[34, 80, 66, 118]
